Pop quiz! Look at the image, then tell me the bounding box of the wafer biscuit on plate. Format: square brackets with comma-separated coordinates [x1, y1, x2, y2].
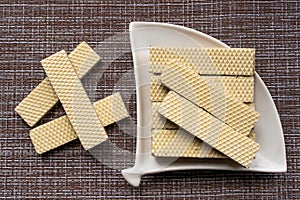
[152, 129, 257, 158]
[150, 47, 255, 75]
[160, 61, 259, 135]
[15, 42, 100, 127]
[41, 50, 107, 150]
[150, 75, 254, 103]
[158, 91, 260, 168]
[152, 129, 225, 158]
[30, 93, 129, 154]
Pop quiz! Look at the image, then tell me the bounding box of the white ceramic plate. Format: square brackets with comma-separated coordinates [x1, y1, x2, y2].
[122, 22, 286, 187]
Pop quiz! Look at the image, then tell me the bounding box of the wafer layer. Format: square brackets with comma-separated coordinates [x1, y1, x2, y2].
[152, 129, 225, 158]
[150, 47, 255, 75]
[150, 75, 254, 103]
[152, 102, 178, 129]
[30, 93, 129, 154]
[160, 61, 259, 135]
[158, 91, 260, 168]
[41, 50, 107, 150]
[15, 42, 100, 127]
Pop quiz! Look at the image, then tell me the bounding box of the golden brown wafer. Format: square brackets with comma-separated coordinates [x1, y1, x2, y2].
[41, 50, 107, 150]
[150, 47, 255, 75]
[160, 61, 259, 135]
[30, 93, 129, 154]
[15, 41, 100, 127]
[158, 91, 260, 168]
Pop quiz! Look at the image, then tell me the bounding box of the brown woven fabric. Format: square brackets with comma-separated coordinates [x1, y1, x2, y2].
[1, 1, 299, 199]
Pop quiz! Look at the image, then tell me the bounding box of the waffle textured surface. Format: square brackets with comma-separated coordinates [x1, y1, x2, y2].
[30, 93, 129, 154]
[152, 102, 178, 129]
[41, 50, 107, 150]
[15, 41, 100, 127]
[14, 78, 58, 127]
[152, 129, 225, 158]
[3, 2, 298, 198]
[161, 61, 259, 135]
[150, 75, 170, 102]
[150, 47, 255, 75]
[159, 91, 260, 168]
[151, 75, 254, 103]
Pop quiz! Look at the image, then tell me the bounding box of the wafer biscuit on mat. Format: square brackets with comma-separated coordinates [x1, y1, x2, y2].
[160, 61, 259, 135]
[151, 75, 254, 103]
[150, 47, 255, 75]
[152, 129, 225, 158]
[150, 75, 169, 102]
[152, 102, 178, 129]
[158, 91, 260, 168]
[41, 50, 107, 150]
[30, 93, 129, 154]
[14, 78, 59, 127]
[15, 41, 100, 127]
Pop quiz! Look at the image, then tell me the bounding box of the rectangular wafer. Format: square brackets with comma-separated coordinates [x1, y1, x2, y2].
[41, 50, 107, 150]
[152, 129, 257, 158]
[152, 129, 225, 158]
[30, 93, 129, 154]
[158, 91, 260, 168]
[160, 61, 259, 135]
[150, 47, 255, 75]
[150, 74, 254, 103]
[15, 41, 100, 127]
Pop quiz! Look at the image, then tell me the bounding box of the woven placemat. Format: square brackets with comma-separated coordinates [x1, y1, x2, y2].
[1, 1, 299, 199]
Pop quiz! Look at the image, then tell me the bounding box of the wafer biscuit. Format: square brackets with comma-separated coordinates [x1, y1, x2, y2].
[14, 78, 59, 127]
[158, 91, 260, 168]
[15, 42, 100, 127]
[150, 75, 254, 103]
[152, 129, 225, 158]
[30, 93, 129, 154]
[150, 47, 255, 75]
[151, 129, 256, 158]
[41, 50, 107, 150]
[152, 102, 178, 129]
[160, 61, 259, 135]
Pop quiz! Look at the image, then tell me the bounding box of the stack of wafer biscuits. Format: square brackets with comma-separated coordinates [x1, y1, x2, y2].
[15, 42, 129, 154]
[150, 47, 260, 168]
